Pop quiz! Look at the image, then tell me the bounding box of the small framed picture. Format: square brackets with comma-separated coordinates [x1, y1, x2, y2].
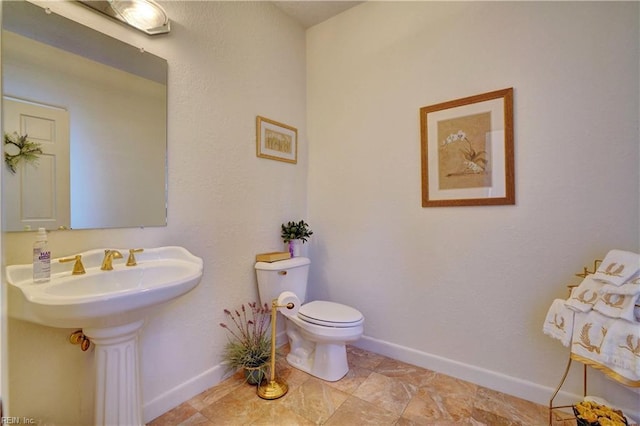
[256, 116, 297, 164]
[420, 88, 514, 207]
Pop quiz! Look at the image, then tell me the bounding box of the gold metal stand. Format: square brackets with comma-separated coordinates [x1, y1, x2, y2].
[574, 259, 602, 278]
[257, 298, 295, 400]
[548, 355, 587, 425]
[547, 261, 599, 425]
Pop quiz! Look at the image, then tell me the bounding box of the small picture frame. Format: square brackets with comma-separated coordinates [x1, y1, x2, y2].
[420, 88, 514, 207]
[256, 116, 297, 164]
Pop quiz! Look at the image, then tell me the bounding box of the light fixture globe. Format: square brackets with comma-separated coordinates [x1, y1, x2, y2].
[109, 0, 169, 33]
[79, 0, 171, 35]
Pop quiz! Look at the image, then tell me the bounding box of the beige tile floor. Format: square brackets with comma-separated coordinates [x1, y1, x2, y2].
[148, 346, 576, 426]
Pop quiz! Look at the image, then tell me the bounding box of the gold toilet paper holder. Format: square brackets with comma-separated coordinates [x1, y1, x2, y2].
[257, 298, 295, 399]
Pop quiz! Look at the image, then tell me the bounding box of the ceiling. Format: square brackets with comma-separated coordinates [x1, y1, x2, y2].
[272, 1, 363, 29]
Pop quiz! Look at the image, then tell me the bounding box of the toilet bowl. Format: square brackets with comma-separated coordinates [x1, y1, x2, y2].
[283, 300, 363, 381]
[255, 257, 364, 381]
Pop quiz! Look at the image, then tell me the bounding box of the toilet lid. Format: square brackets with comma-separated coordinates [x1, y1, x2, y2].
[298, 301, 364, 328]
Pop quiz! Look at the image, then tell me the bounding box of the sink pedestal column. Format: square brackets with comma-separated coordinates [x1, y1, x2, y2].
[84, 320, 145, 426]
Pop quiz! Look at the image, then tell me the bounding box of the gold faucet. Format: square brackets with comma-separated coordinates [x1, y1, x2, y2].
[59, 255, 86, 275]
[101, 250, 123, 270]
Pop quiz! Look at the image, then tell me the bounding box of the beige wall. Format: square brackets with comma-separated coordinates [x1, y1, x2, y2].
[306, 1, 639, 418]
[3, 1, 307, 423]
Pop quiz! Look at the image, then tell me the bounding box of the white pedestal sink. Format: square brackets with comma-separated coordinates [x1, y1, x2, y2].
[6, 246, 204, 426]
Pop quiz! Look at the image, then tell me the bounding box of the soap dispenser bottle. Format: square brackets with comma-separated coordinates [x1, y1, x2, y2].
[33, 227, 51, 283]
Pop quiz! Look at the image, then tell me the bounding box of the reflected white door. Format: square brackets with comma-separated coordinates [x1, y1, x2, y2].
[3, 97, 70, 231]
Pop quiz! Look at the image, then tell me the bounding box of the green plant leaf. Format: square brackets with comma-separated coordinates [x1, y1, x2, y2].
[281, 219, 313, 243]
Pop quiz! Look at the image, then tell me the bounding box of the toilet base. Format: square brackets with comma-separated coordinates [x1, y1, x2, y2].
[285, 328, 349, 382]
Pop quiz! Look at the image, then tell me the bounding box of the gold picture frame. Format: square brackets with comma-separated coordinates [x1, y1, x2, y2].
[420, 88, 514, 207]
[256, 116, 297, 164]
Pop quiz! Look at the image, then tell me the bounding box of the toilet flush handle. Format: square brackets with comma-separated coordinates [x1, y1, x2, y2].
[278, 271, 287, 275]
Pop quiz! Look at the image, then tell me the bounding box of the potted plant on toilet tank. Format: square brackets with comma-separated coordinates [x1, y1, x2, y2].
[281, 219, 313, 257]
[220, 302, 271, 385]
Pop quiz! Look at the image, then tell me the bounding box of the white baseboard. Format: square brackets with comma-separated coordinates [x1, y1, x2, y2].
[352, 335, 640, 422]
[143, 362, 229, 423]
[143, 331, 289, 423]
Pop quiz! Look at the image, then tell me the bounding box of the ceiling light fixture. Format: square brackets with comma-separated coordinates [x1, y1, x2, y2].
[78, 0, 170, 35]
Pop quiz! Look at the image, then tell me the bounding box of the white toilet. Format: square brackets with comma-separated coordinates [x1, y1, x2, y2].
[255, 257, 364, 381]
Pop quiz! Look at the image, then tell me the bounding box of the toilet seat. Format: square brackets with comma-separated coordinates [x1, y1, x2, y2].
[298, 301, 364, 328]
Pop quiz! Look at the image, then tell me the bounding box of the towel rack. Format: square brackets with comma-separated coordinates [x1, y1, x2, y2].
[574, 259, 602, 278]
[548, 279, 591, 425]
[548, 258, 639, 425]
[548, 350, 589, 425]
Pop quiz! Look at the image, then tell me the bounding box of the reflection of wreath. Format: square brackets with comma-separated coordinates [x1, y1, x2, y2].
[4, 132, 43, 174]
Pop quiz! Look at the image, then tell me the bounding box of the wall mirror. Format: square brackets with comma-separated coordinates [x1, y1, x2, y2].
[2, 0, 168, 231]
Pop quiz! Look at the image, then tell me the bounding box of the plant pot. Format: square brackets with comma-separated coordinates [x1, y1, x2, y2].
[244, 365, 267, 385]
[288, 239, 303, 257]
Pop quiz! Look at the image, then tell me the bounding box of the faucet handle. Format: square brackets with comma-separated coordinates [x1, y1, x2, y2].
[127, 248, 144, 266]
[59, 255, 86, 275]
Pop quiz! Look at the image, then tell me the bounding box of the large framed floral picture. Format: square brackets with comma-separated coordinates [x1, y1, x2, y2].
[420, 88, 514, 207]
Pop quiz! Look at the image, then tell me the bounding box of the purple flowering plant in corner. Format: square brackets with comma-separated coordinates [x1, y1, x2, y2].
[219, 302, 271, 380]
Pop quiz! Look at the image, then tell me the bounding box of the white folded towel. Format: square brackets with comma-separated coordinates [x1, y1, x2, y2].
[593, 250, 640, 286]
[544, 299, 575, 346]
[599, 272, 640, 296]
[565, 276, 602, 312]
[594, 292, 640, 323]
[571, 310, 640, 385]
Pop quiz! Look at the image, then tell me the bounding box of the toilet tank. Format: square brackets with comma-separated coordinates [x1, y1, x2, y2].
[255, 257, 310, 305]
